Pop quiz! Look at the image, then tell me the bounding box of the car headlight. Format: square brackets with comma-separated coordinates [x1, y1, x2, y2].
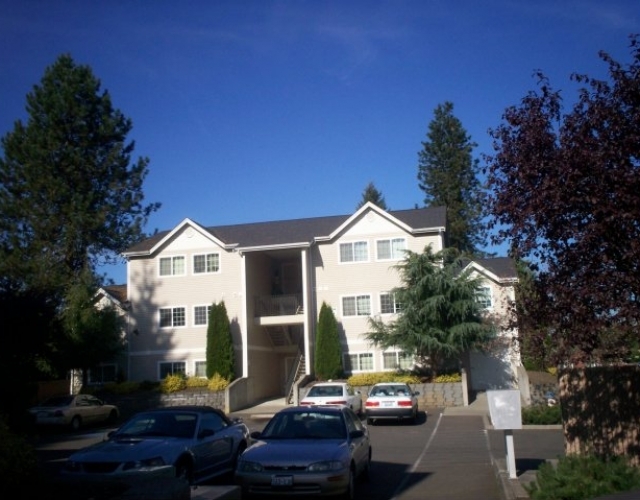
[122, 456, 166, 471]
[307, 460, 343, 472]
[237, 460, 264, 473]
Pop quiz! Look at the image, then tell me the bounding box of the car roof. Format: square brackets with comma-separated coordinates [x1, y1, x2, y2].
[310, 381, 349, 386]
[140, 405, 220, 414]
[279, 405, 345, 415]
[372, 382, 410, 386]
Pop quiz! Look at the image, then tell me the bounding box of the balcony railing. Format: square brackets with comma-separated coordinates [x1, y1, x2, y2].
[255, 294, 303, 317]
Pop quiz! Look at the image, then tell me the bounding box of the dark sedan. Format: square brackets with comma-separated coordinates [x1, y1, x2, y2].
[63, 405, 251, 485]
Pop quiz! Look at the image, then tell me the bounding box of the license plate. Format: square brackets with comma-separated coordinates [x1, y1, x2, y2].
[271, 475, 293, 487]
[383, 401, 394, 407]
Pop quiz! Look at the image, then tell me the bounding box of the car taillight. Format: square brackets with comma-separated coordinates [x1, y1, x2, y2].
[365, 401, 379, 407]
[300, 401, 312, 406]
[327, 400, 347, 405]
[398, 401, 413, 407]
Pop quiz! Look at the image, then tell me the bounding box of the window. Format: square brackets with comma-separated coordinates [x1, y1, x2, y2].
[193, 253, 220, 274]
[382, 351, 414, 370]
[344, 352, 374, 372]
[159, 361, 186, 379]
[377, 238, 406, 260]
[380, 292, 402, 314]
[194, 305, 211, 326]
[476, 286, 492, 309]
[342, 295, 371, 317]
[159, 256, 185, 276]
[194, 361, 207, 378]
[159, 307, 186, 328]
[339, 241, 368, 263]
[88, 364, 117, 384]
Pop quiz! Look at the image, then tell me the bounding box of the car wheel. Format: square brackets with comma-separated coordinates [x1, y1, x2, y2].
[175, 459, 193, 484]
[362, 449, 372, 481]
[232, 442, 247, 473]
[107, 409, 118, 424]
[341, 465, 355, 500]
[70, 416, 82, 431]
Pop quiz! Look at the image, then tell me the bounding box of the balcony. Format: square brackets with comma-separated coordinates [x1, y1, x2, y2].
[255, 294, 303, 317]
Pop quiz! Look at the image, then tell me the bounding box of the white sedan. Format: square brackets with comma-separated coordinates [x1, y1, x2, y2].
[364, 382, 420, 425]
[300, 381, 363, 415]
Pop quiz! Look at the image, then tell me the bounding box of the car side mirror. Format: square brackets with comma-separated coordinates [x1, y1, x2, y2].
[413, 391, 420, 396]
[349, 429, 364, 439]
[250, 431, 262, 439]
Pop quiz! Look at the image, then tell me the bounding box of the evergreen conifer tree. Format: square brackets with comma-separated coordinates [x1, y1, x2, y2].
[314, 302, 343, 380]
[206, 301, 235, 380]
[417, 101, 484, 254]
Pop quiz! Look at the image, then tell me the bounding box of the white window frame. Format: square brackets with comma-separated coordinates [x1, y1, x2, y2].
[376, 237, 406, 261]
[193, 304, 212, 326]
[158, 361, 186, 380]
[342, 294, 372, 317]
[193, 252, 220, 274]
[382, 351, 414, 371]
[159, 255, 186, 277]
[339, 241, 369, 263]
[476, 285, 493, 309]
[344, 352, 374, 373]
[379, 292, 402, 315]
[194, 360, 207, 378]
[159, 306, 187, 328]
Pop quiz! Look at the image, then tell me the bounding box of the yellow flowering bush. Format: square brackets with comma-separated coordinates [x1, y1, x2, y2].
[433, 373, 462, 383]
[161, 374, 186, 393]
[185, 376, 209, 388]
[208, 373, 230, 392]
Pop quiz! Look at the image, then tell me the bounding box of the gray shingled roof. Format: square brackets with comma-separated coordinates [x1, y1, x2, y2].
[462, 257, 517, 280]
[125, 206, 447, 254]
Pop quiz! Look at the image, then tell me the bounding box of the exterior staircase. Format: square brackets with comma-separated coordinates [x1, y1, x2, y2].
[285, 353, 306, 404]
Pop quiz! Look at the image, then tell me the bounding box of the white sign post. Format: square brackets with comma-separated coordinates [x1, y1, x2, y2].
[487, 389, 522, 479]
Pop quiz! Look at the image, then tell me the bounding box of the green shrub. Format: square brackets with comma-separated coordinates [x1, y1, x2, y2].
[347, 372, 422, 386]
[522, 405, 562, 425]
[208, 373, 230, 391]
[0, 418, 39, 489]
[526, 455, 640, 500]
[102, 381, 141, 395]
[161, 374, 186, 393]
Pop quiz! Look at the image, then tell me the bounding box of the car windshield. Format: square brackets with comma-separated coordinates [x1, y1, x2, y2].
[116, 412, 197, 438]
[261, 411, 346, 439]
[306, 385, 344, 398]
[371, 385, 410, 397]
[41, 396, 74, 407]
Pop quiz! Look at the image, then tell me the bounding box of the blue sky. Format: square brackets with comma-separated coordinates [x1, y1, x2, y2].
[1, 1, 638, 284]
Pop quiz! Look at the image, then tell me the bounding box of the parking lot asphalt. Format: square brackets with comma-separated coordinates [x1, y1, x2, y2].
[30, 393, 565, 500]
[187, 392, 565, 500]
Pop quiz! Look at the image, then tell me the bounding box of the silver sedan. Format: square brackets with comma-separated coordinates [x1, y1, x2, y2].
[364, 383, 420, 425]
[236, 405, 371, 499]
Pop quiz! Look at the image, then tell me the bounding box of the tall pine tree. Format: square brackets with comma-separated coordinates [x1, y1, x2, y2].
[314, 302, 343, 380]
[206, 301, 235, 380]
[356, 181, 388, 210]
[417, 101, 484, 255]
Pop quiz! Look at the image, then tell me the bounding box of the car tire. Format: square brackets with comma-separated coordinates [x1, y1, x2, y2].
[70, 416, 82, 431]
[362, 449, 372, 481]
[175, 459, 193, 484]
[341, 465, 355, 500]
[107, 409, 118, 424]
